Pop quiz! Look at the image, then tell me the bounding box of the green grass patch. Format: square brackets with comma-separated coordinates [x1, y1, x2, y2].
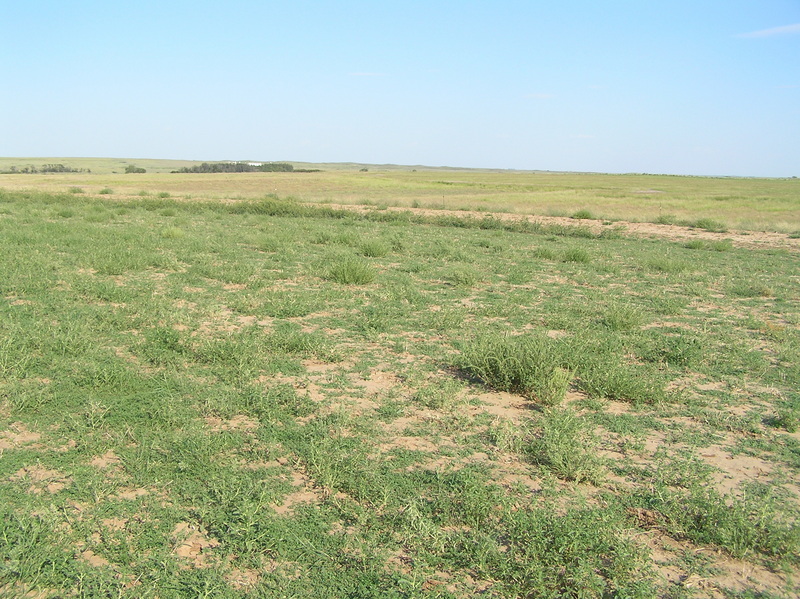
[457, 333, 572, 406]
[0, 188, 798, 597]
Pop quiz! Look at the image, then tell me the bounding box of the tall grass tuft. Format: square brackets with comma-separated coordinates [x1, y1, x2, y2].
[324, 256, 377, 284]
[457, 332, 571, 405]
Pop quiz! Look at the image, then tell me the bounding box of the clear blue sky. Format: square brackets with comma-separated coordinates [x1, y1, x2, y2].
[2, 0, 798, 176]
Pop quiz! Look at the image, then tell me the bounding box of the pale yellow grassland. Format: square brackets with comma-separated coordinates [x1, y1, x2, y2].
[1, 158, 798, 231]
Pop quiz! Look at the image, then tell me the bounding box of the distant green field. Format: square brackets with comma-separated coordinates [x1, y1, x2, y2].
[1, 157, 798, 232]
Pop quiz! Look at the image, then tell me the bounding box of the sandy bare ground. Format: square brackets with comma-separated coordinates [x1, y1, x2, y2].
[317, 203, 800, 252]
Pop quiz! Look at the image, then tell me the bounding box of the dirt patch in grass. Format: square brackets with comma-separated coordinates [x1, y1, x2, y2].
[90, 450, 123, 471]
[272, 469, 322, 515]
[111, 487, 150, 501]
[11, 465, 71, 494]
[379, 436, 439, 453]
[700, 445, 776, 496]
[79, 549, 112, 568]
[469, 391, 532, 421]
[226, 568, 261, 591]
[172, 522, 221, 568]
[0, 423, 42, 449]
[645, 532, 794, 598]
[205, 414, 260, 433]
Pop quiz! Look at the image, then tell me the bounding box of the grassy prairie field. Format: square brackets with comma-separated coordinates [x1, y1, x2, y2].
[1, 158, 799, 232]
[1, 171, 799, 597]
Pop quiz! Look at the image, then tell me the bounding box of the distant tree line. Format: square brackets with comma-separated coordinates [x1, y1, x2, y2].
[172, 162, 295, 173]
[125, 165, 147, 173]
[1, 164, 89, 174]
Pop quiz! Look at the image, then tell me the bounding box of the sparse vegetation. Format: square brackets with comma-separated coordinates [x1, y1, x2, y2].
[0, 178, 798, 597]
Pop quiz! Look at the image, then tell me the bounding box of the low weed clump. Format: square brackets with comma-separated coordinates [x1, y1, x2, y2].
[627, 463, 800, 562]
[323, 255, 377, 284]
[358, 239, 390, 257]
[571, 208, 595, 220]
[600, 303, 646, 331]
[457, 333, 571, 405]
[562, 247, 591, 263]
[444, 265, 481, 287]
[691, 217, 728, 232]
[160, 226, 185, 239]
[529, 407, 606, 483]
[474, 501, 655, 597]
[728, 282, 774, 298]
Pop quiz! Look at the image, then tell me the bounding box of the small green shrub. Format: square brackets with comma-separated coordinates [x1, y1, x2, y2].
[728, 283, 773, 298]
[68, 186, 84, 194]
[692, 218, 727, 232]
[709, 239, 733, 251]
[161, 227, 185, 239]
[601, 304, 646, 331]
[487, 417, 527, 453]
[444, 265, 480, 287]
[484, 502, 654, 597]
[261, 292, 316, 318]
[643, 334, 704, 368]
[630, 475, 800, 560]
[325, 256, 376, 284]
[358, 240, 390, 257]
[562, 247, 591, 263]
[333, 232, 359, 246]
[457, 333, 570, 405]
[529, 407, 605, 483]
[685, 239, 733, 251]
[158, 191, 171, 199]
[577, 360, 666, 403]
[684, 239, 707, 250]
[532, 246, 557, 260]
[771, 409, 799, 433]
[412, 379, 462, 409]
[571, 209, 594, 220]
[312, 231, 333, 244]
[98, 188, 114, 195]
[645, 257, 687, 274]
[655, 214, 677, 225]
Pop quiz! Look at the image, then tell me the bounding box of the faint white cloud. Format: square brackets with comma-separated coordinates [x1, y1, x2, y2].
[738, 23, 800, 38]
[525, 93, 555, 99]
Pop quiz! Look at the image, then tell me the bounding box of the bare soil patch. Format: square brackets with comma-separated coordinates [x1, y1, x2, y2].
[10, 465, 71, 494]
[0, 422, 42, 449]
[172, 522, 221, 568]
